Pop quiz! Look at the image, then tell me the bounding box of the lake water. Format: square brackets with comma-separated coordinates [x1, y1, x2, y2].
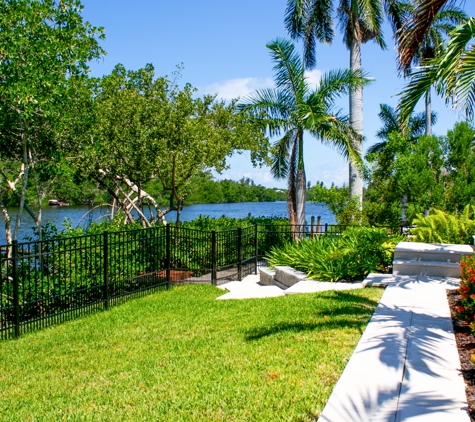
[0, 201, 335, 244]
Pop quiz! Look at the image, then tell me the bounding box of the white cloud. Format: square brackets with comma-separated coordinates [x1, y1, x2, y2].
[304, 69, 323, 90]
[200, 77, 274, 101]
[200, 69, 323, 101]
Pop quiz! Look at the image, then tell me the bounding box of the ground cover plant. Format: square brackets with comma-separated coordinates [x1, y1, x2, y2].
[411, 205, 475, 244]
[266, 227, 404, 282]
[0, 284, 382, 421]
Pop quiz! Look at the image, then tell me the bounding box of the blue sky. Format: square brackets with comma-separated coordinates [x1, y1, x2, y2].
[81, 0, 475, 188]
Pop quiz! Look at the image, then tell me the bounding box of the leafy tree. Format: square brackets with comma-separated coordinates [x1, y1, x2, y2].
[313, 182, 365, 225]
[444, 121, 475, 211]
[0, 0, 104, 243]
[365, 132, 446, 225]
[239, 38, 367, 236]
[78, 64, 268, 226]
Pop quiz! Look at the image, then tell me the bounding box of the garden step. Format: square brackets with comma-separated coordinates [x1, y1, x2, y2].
[274, 266, 307, 289]
[258, 268, 275, 286]
[393, 242, 473, 263]
[393, 259, 461, 278]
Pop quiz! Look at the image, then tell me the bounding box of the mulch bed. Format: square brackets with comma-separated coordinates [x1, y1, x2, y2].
[447, 289, 475, 421]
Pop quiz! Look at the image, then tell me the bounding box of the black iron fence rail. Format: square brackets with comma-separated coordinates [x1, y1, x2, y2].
[0, 222, 404, 339]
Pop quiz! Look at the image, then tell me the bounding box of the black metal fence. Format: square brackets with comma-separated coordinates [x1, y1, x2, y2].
[0, 222, 402, 339]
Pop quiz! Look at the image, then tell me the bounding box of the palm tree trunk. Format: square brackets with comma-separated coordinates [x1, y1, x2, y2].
[296, 130, 306, 235]
[425, 87, 431, 135]
[288, 137, 298, 236]
[349, 39, 364, 206]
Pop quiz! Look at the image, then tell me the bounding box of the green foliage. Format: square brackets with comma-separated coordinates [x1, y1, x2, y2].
[266, 227, 404, 282]
[0, 0, 104, 240]
[411, 205, 475, 244]
[365, 132, 446, 226]
[313, 182, 365, 225]
[176, 173, 287, 205]
[456, 256, 475, 331]
[444, 121, 475, 211]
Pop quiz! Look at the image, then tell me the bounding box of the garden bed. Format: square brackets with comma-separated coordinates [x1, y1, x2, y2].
[447, 289, 475, 421]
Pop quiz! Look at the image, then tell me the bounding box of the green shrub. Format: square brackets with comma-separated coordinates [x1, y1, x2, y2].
[266, 227, 404, 282]
[411, 205, 475, 244]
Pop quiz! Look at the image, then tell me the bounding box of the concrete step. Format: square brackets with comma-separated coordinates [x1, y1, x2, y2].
[394, 242, 472, 263]
[274, 266, 307, 289]
[393, 259, 460, 278]
[258, 268, 275, 286]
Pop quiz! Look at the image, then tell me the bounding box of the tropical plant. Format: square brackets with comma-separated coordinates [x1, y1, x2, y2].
[398, 17, 475, 122]
[397, 0, 464, 69]
[266, 227, 403, 282]
[411, 205, 475, 244]
[239, 38, 368, 236]
[284, 0, 402, 204]
[396, 1, 467, 134]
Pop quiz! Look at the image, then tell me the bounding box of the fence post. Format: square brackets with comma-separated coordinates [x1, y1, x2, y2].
[237, 228, 242, 281]
[166, 224, 171, 289]
[324, 223, 328, 233]
[103, 231, 109, 310]
[211, 231, 217, 286]
[12, 240, 20, 339]
[254, 224, 258, 274]
[317, 216, 321, 234]
[310, 216, 315, 237]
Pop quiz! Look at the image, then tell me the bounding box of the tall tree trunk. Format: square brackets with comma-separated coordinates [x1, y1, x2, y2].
[349, 39, 364, 207]
[425, 87, 431, 135]
[295, 130, 306, 235]
[14, 133, 29, 240]
[0, 199, 12, 247]
[288, 138, 298, 237]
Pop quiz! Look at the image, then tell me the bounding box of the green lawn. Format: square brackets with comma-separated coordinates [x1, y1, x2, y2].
[0, 284, 383, 421]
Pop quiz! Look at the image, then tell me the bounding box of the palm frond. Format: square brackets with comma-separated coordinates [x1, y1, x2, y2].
[285, 0, 334, 69]
[238, 88, 294, 137]
[266, 38, 307, 102]
[397, 65, 437, 125]
[270, 130, 296, 180]
[397, 0, 455, 69]
[311, 68, 372, 107]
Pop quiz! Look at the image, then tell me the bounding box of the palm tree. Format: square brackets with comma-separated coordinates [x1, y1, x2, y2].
[397, 0, 463, 69]
[239, 38, 369, 234]
[366, 103, 436, 156]
[285, 0, 403, 205]
[398, 17, 475, 122]
[396, 1, 467, 134]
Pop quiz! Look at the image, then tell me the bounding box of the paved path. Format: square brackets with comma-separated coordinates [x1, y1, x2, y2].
[319, 275, 469, 422]
[216, 275, 362, 300]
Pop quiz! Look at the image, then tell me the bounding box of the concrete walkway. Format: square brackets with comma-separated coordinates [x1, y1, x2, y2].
[319, 275, 468, 422]
[216, 274, 363, 300]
